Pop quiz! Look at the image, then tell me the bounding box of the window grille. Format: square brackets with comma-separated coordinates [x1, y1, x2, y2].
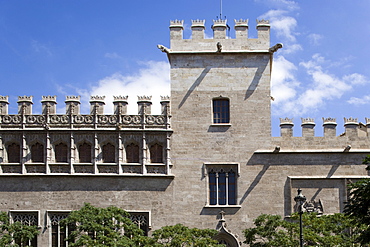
[50, 212, 75, 247]
[12, 212, 38, 247]
[129, 212, 149, 236]
[213, 99, 230, 124]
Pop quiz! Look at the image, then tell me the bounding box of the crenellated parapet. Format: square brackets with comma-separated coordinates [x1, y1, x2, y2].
[277, 117, 370, 138]
[164, 18, 274, 52]
[0, 95, 171, 130]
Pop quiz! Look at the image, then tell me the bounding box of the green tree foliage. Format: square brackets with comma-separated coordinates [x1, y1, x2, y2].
[0, 211, 39, 247]
[150, 224, 224, 247]
[61, 204, 224, 247]
[61, 203, 150, 247]
[244, 213, 359, 247]
[343, 155, 370, 245]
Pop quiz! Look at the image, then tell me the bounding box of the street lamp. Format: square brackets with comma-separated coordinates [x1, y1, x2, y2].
[294, 188, 306, 247]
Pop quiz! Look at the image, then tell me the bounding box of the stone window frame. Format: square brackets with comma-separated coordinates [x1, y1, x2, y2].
[10, 210, 40, 247]
[203, 163, 241, 208]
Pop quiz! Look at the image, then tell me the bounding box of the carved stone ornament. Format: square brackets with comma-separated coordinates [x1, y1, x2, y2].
[213, 210, 241, 247]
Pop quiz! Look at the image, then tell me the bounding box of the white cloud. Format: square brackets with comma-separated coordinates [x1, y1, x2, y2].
[343, 73, 368, 85]
[282, 43, 302, 54]
[308, 33, 322, 46]
[271, 55, 299, 104]
[74, 61, 170, 114]
[272, 54, 368, 116]
[260, 10, 298, 43]
[254, 0, 299, 11]
[347, 95, 370, 105]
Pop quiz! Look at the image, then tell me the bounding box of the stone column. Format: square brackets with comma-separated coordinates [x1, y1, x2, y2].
[366, 118, 370, 136]
[191, 19, 205, 40]
[90, 96, 105, 115]
[344, 117, 358, 137]
[212, 19, 227, 39]
[113, 95, 128, 115]
[41, 95, 57, 115]
[65, 96, 81, 115]
[160, 96, 170, 116]
[170, 20, 184, 40]
[234, 19, 248, 39]
[323, 118, 337, 137]
[301, 118, 315, 137]
[280, 117, 294, 137]
[257, 19, 270, 44]
[137, 96, 152, 115]
[0, 96, 9, 115]
[17, 96, 33, 115]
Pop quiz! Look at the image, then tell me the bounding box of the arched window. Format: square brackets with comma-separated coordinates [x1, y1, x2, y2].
[55, 143, 68, 163]
[79, 142, 91, 163]
[213, 98, 230, 124]
[31, 142, 44, 163]
[126, 143, 139, 163]
[102, 143, 115, 163]
[7, 143, 20, 163]
[150, 143, 163, 163]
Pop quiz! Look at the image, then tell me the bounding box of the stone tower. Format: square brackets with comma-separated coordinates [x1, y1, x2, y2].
[158, 18, 282, 244]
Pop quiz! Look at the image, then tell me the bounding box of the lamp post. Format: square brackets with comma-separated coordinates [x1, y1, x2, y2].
[294, 188, 306, 247]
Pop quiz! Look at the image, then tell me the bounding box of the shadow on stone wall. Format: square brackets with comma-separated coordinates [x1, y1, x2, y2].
[0, 176, 173, 192]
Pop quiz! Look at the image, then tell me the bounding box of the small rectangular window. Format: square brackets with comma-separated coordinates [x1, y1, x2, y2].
[213, 99, 230, 124]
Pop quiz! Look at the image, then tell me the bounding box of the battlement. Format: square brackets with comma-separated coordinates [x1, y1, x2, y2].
[166, 18, 272, 52]
[278, 117, 370, 138]
[0, 95, 170, 115]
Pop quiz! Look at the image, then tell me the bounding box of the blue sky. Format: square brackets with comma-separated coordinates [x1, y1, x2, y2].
[0, 0, 369, 136]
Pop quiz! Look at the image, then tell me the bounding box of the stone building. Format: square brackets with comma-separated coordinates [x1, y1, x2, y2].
[0, 18, 368, 246]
